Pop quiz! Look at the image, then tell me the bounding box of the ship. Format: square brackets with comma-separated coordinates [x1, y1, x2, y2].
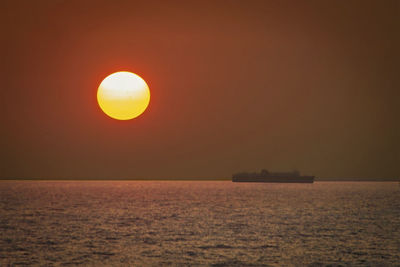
[232, 169, 314, 183]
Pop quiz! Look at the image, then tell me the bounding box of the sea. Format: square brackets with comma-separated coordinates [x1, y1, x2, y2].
[0, 181, 399, 266]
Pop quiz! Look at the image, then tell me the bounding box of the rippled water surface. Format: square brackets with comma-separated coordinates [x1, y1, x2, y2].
[0, 181, 399, 266]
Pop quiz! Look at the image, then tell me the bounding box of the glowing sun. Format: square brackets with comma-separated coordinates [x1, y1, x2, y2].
[97, 71, 150, 120]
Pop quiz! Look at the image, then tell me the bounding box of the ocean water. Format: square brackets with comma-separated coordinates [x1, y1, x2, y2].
[0, 181, 399, 266]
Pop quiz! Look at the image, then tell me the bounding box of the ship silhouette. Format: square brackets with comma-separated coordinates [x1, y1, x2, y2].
[232, 169, 314, 183]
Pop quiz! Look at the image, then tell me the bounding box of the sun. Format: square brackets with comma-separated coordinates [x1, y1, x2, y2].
[97, 71, 150, 120]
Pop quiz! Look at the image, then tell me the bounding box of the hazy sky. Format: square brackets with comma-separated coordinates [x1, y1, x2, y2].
[1, 0, 399, 179]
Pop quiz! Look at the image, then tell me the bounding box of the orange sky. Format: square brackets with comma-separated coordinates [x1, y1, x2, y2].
[1, 0, 399, 179]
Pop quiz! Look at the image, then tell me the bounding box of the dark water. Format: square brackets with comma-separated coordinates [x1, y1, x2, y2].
[0, 181, 399, 266]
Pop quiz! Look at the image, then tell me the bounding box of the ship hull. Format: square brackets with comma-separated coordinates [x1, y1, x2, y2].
[232, 176, 314, 183]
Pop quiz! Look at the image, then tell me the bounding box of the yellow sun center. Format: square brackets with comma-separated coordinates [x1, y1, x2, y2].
[97, 71, 150, 120]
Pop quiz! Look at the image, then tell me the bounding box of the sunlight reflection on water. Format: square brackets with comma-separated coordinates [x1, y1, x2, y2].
[0, 181, 399, 266]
